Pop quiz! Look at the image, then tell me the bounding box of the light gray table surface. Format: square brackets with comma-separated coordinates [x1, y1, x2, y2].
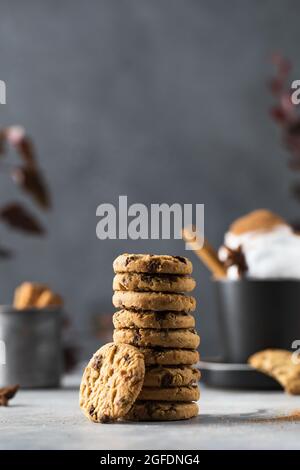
[1, 371, 300, 450]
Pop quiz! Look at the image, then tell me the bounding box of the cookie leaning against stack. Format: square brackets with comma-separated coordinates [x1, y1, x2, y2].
[112, 253, 200, 421]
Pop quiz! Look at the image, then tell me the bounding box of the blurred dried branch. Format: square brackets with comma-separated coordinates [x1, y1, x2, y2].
[0, 125, 50, 253]
[269, 54, 300, 173]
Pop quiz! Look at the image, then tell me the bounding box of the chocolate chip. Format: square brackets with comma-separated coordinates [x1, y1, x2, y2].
[169, 403, 177, 413]
[121, 275, 129, 287]
[154, 311, 167, 326]
[125, 255, 137, 266]
[147, 259, 161, 272]
[174, 256, 187, 264]
[123, 353, 130, 363]
[161, 373, 173, 387]
[92, 355, 102, 371]
[133, 329, 141, 345]
[100, 414, 110, 423]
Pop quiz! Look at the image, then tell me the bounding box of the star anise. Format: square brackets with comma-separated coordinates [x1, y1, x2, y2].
[223, 245, 248, 277]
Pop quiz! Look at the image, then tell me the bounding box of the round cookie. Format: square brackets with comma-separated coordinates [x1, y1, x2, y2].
[113, 253, 193, 275]
[113, 309, 195, 330]
[125, 401, 199, 421]
[140, 348, 199, 366]
[113, 328, 200, 349]
[112, 291, 196, 312]
[144, 365, 200, 387]
[113, 273, 196, 293]
[79, 342, 145, 423]
[138, 385, 200, 402]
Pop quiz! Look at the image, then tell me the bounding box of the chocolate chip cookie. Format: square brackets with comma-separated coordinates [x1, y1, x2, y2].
[113, 328, 200, 349]
[113, 273, 196, 293]
[113, 309, 195, 330]
[248, 349, 300, 395]
[112, 291, 196, 312]
[113, 254, 193, 275]
[144, 365, 200, 387]
[125, 401, 199, 421]
[79, 342, 145, 423]
[140, 348, 200, 366]
[138, 385, 200, 401]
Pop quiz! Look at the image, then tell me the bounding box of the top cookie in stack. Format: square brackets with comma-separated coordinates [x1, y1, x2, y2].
[112, 253, 200, 421]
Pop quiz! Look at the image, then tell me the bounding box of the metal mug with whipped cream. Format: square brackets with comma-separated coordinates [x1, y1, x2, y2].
[219, 209, 300, 280]
[215, 209, 300, 363]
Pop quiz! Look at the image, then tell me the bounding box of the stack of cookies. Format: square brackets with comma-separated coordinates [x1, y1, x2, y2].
[112, 253, 200, 421]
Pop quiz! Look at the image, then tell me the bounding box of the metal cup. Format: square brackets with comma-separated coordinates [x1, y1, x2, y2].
[215, 279, 300, 363]
[0, 306, 63, 388]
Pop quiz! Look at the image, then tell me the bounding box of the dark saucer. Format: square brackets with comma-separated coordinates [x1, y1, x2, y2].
[199, 358, 281, 390]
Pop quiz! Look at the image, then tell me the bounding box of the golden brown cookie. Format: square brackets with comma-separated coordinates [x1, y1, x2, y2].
[113, 309, 195, 330]
[138, 385, 200, 401]
[113, 273, 196, 293]
[125, 401, 199, 421]
[79, 342, 145, 422]
[112, 291, 196, 312]
[144, 365, 200, 387]
[113, 254, 193, 275]
[113, 328, 200, 349]
[140, 348, 199, 366]
[248, 349, 300, 395]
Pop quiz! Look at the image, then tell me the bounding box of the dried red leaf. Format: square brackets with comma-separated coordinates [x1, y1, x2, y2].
[268, 77, 284, 96]
[288, 159, 300, 171]
[11, 167, 51, 210]
[4, 126, 37, 168]
[287, 119, 300, 135]
[0, 203, 45, 235]
[0, 129, 6, 155]
[0, 384, 19, 406]
[271, 53, 291, 76]
[270, 106, 288, 124]
[285, 138, 300, 152]
[280, 94, 295, 117]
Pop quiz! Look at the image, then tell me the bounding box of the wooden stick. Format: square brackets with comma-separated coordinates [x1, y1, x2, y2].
[182, 227, 227, 279]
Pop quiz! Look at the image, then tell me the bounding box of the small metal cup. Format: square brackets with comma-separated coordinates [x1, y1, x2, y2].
[215, 279, 300, 363]
[0, 306, 63, 388]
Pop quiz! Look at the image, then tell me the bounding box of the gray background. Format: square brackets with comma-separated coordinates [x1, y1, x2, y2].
[0, 0, 299, 360]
